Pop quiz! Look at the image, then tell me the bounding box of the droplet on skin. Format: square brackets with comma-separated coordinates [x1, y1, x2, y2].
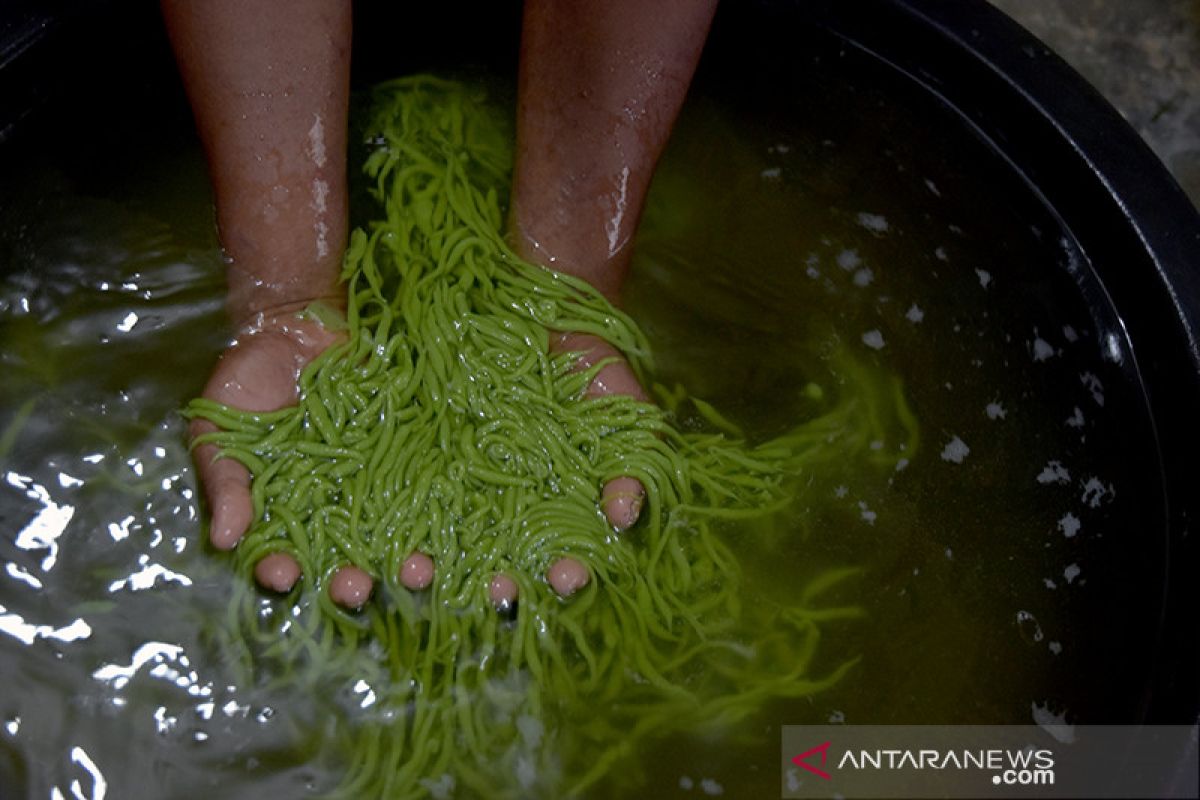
[400, 552, 434, 590]
[255, 552, 300, 593]
[489, 574, 518, 611]
[330, 565, 373, 609]
[604, 166, 631, 258]
[307, 113, 327, 168]
[602, 476, 643, 531]
[547, 558, 589, 597]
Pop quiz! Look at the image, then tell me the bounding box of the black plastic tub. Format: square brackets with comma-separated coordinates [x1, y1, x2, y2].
[1, 0, 1197, 795]
[712, 0, 1200, 722]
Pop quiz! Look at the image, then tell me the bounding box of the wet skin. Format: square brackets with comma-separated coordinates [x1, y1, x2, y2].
[164, 0, 717, 611]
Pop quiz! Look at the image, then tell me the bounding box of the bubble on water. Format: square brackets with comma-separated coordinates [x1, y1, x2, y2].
[1032, 701, 1075, 743]
[1080, 477, 1113, 508]
[785, 769, 801, 792]
[1032, 337, 1055, 361]
[1057, 513, 1081, 538]
[1080, 372, 1104, 406]
[1016, 610, 1044, 643]
[857, 212, 889, 233]
[940, 436, 969, 463]
[1036, 461, 1070, 485]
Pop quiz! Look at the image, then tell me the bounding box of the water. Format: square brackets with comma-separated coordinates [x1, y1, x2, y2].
[0, 28, 1168, 800]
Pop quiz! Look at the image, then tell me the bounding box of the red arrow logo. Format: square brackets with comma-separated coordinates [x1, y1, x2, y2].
[791, 740, 832, 780]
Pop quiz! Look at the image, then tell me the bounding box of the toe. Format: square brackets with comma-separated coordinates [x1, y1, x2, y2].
[551, 333, 650, 531]
[191, 420, 254, 551]
[399, 551, 435, 590]
[489, 573, 519, 611]
[552, 332, 648, 402]
[254, 552, 301, 593]
[329, 565, 373, 609]
[547, 557, 590, 597]
[601, 475, 645, 530]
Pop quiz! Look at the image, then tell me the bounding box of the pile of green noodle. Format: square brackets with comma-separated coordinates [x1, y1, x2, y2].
[185, 76, 918, 798]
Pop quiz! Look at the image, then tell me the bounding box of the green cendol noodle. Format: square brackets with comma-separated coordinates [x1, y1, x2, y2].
[184, 76, 918, 798]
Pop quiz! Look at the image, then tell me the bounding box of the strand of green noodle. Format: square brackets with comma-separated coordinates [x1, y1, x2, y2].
[186, 75, 919, 798]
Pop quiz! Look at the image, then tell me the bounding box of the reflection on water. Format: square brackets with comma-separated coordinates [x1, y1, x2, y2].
[0, 44, 1169, 800]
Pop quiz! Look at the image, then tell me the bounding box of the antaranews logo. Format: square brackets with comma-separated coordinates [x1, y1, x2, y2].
[790, 741, 833, 780]
[790, 740, 1055, 786]
[833, 746, 1055, 785]
[782, 724, 1198, 799]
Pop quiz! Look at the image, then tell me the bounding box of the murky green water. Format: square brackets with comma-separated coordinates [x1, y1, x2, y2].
[0, 27, 1166, 800]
